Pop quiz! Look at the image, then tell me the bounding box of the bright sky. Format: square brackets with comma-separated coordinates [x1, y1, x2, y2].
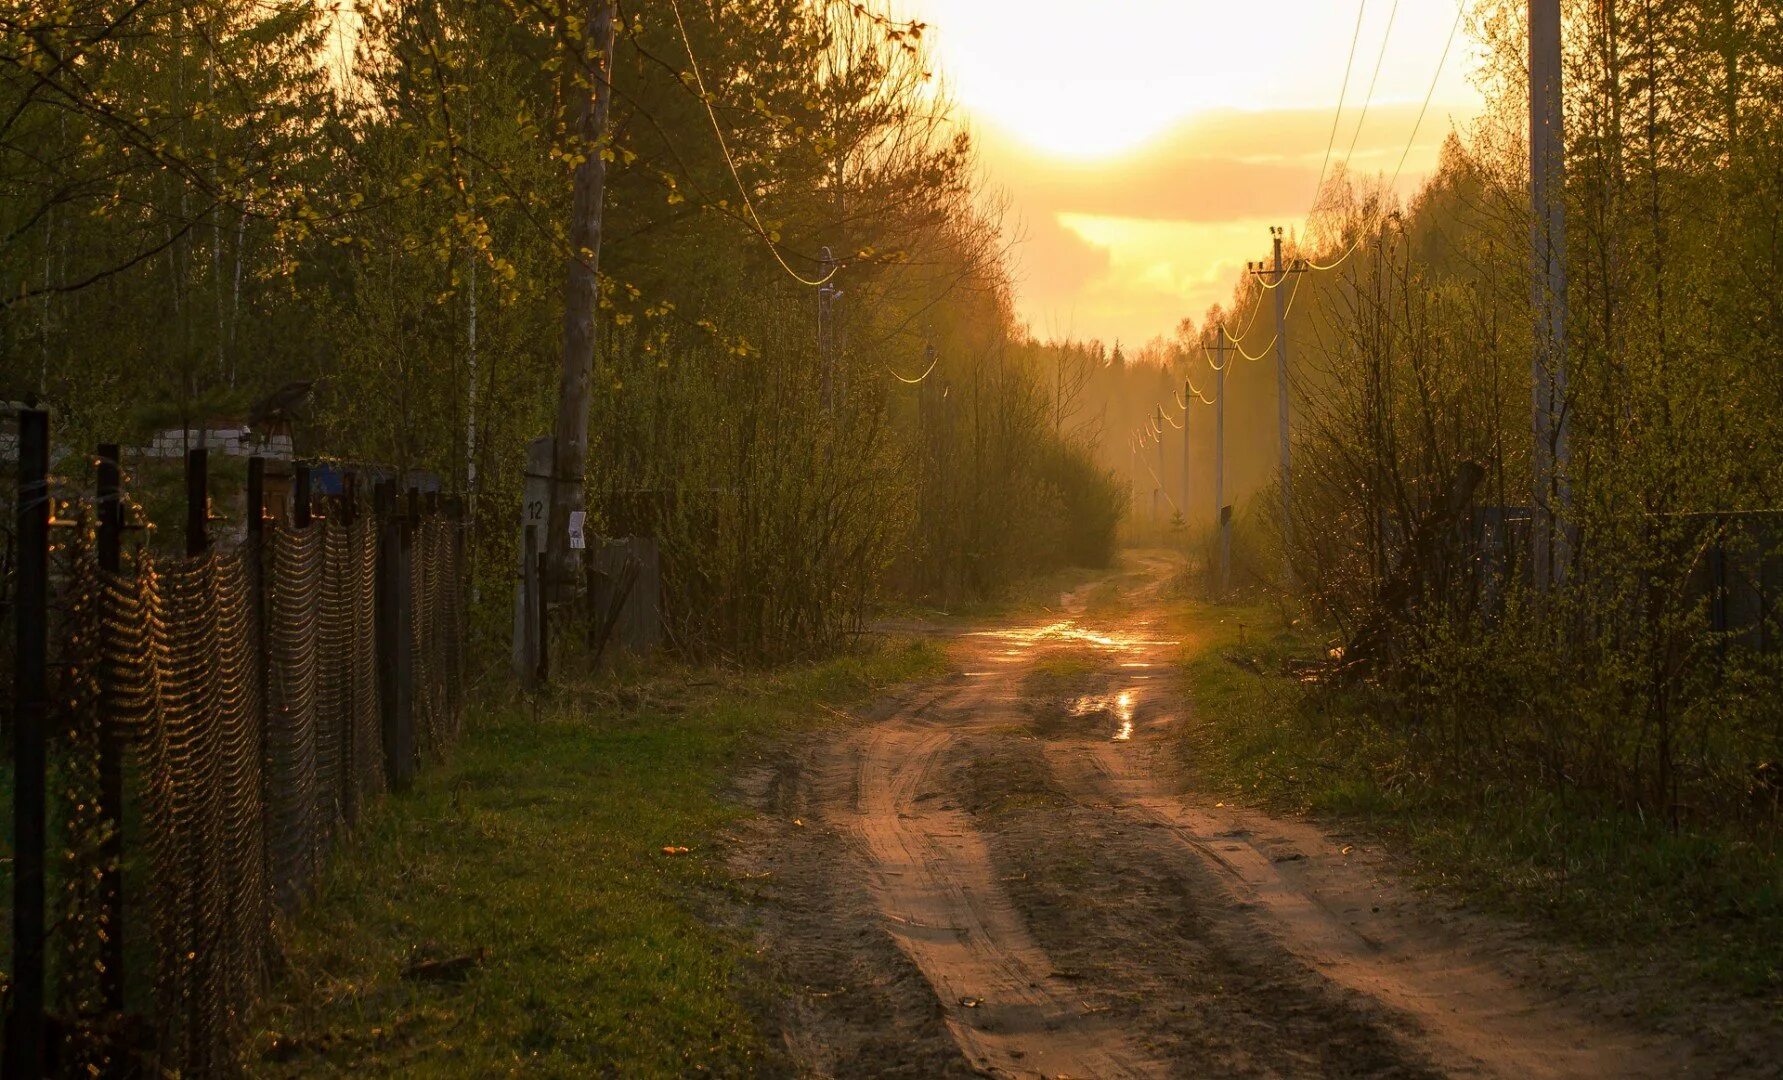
[901, 0, 1487, 346]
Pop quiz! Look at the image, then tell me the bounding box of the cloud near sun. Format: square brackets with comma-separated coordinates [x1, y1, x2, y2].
[972, 103, 1457, 348]
[897, 0, 1484, 348]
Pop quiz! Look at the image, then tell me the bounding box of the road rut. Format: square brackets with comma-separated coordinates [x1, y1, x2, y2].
[730, 553, 1760, 1078]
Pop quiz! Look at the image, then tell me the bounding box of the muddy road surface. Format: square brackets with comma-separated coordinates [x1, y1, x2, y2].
[729, 553, 1761, 1078]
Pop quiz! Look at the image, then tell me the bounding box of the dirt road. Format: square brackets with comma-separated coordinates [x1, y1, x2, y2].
[730, 554, 1753, 1078]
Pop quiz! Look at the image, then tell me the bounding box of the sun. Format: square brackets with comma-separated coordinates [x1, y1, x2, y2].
[900, 1, 1482, 163]
[910, 0, 1235, 159]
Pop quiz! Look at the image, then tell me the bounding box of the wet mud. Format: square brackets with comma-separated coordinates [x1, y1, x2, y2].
[728, 553, 1768, 1078]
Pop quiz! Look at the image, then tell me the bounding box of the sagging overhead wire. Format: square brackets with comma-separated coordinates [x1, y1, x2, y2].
[1202, 337, 1232, 372]
[1266, 2, 1398, 284]
[1223, 272, 1308, 363]
[1203, 0, 1465, 374]
[889, 350, 940, 385]
[1297, 0, 1465, 278]
[1203, 273, 1310, 369]
[668, 0, 839, 288]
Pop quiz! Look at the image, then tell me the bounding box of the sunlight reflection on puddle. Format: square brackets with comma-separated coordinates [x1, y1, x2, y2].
[1070, 689, 1137, 741]
[967, 620, 1176, 652]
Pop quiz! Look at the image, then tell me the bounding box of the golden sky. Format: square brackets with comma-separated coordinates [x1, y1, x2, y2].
[902, 1, 1486, 347]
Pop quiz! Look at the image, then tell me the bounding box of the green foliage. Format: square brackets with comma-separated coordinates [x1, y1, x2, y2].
[1232, 0, 1783, 842]
[5, 0, 1110, 659]
[1035, 440, 1127, 568]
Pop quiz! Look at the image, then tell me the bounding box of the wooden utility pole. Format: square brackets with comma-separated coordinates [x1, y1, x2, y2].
[1212, 330, 1230, 597]
[1250, 227, 1305, 589]
[1529, 0, 1570, 587]
[548, 0, 619, 585]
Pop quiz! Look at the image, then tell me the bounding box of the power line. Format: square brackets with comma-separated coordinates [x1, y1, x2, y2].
[889, 349, 940, 384]
[1341, 0, 1401, 173]
[1217, 272, 1308, 363]
[667, 0, 838, 288]
[1303, 0, 1465, 276]
[1309, 1, 1369, 222]
[1387, 0, 1465, 194]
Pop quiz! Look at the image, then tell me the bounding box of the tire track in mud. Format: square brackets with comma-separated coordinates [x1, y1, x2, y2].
[733, 552, 1753, 1078]
[838, 683, 1159, 1078]
[1043, 736, 1689, 1079]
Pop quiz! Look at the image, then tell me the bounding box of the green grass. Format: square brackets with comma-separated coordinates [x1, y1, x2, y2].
[249, 639, 947, 1077]
[1170, 601, 1783, 1002]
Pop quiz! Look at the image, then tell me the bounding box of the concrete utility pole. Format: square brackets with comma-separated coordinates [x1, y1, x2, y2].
[1212, 330, 1230, 597]
[818, 246, 841, 412]
[1130, 437, 1139, 518]
[1156, 405, 1168, 521]
[1529, 0, 1571, 587]
[1249, 227, 1304, 589]
[1180, 379, 1191, 523]
[548, 0, 619, 586]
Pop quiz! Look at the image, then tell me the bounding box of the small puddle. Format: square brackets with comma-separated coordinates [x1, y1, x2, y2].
[1070, 689, 1138, 741]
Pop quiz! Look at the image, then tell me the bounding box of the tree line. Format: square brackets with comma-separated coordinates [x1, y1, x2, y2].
[1186, 0, 1783, 836]
[1, 0, 1125, 660]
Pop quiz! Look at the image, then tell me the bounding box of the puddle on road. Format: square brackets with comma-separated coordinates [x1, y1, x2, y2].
[1071, 689, 1137, 741]
[967, 619, 1176, 653]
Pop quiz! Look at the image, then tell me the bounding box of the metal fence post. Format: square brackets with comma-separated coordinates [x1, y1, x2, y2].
[247, 457, 266, 544]
[186, 447, 209, 556]
[374, 481, 414, 790]
[294, 461, 312, 528]
[7, 408, 50, 1079]
[95, 443, 126, 1014]
[340, 471, 357, 528]
[246, 455, 270, 901]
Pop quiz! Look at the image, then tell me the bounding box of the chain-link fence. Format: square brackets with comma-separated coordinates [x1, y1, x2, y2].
[4, 416, 467, 1076]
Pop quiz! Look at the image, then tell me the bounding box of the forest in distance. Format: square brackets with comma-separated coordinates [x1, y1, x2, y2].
[3, 0, 1783, 1074]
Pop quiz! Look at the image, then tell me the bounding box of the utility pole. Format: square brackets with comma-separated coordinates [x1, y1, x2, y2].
[1156, 404, 1168, 522]
[1180, 380, 1191, 524]
[1130, 436, 1139, 518]
[818, 246, 841, 412]
[1249, 227, 1305, 589]
[547, 0, 618, 587]
[1529, 0, 1570, 587]
[1212, 329, 1230, 597]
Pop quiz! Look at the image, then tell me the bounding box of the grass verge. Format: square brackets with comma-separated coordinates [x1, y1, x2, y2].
[248, 638, 947, 1077]
[1168, 601, 1783, 1002]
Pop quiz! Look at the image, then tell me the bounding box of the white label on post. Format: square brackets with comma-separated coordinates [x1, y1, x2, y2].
[568, 510, 587, 550]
